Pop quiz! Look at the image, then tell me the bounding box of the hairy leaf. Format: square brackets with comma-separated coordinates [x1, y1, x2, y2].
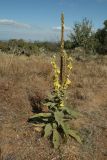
[44, 123, 53, 138]
[53, 123, 57, 129]
[54, 111, 64, 126]
[61, 107, 80, 118]
[68, 129, 82, 143]
[29, 113, 52, 119]
[53, 128, 60, 149]
[60, 122, 70, 136]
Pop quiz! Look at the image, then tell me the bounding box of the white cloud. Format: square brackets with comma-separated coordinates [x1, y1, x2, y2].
[0, 19, 31, 29]
[53, 25, 71, 31]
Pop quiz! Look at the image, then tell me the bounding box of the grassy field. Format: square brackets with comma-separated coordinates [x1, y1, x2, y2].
[0, 53, 107, 160]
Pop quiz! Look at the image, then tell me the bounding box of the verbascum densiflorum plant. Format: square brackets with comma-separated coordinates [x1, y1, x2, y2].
[29, 13, 81, 149]
[29, 53, 81, 148]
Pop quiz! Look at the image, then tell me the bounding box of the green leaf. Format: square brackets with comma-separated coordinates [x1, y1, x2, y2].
[43, 102, 53, 106]
[33, 123, 45, 127]
[42, 118, 49, 122]
[53, 128, 60, 149]
[53, 123, 57, 129]
[68, 129, 82, 143]
[48, 94, 55, 99]
[61, 107, 80, 118]
[42, 101, 57, 110]
[47, 102, 57, 108]
[64, 115, 72, 120]
[29, 113, 52, 119]
[54, 111, 64, 126]
[60, 122, 70, 136]
[44, 123, 53, 138]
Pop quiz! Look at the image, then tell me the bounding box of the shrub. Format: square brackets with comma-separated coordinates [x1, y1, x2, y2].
[69, 18, 97, 54]
[95, 20, 107, 55]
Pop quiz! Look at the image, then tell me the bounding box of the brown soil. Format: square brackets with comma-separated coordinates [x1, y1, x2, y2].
[0, 54, 107, 160]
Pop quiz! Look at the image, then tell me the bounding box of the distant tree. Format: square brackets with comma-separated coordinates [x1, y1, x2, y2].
[0, 41, 8, 52]
[69, 18, 97, 54]
[34, 41, 59, 52]
[95, 20, 107, 54]
[104, 20, 107, 28]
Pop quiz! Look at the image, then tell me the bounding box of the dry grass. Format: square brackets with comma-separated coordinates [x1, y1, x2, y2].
[0, 53, 107, 160]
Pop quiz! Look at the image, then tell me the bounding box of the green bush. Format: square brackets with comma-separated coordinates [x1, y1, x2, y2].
[95, 20, 107, 55]
[69, 18, 97, 54]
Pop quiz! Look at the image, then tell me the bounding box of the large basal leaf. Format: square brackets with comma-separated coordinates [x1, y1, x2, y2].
[61, 107, 80, 118]
[53, 128, 60, 149]
[44, 123, 53, 138]
[54, 111, 64, 126]
[68, 129, 82, 144]
[29, 113, 52, 120]
[60, 121, 70, 136]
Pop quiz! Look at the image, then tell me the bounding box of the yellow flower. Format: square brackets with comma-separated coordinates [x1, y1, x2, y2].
[51, 61, 56, 68]
[60, 101, 64, 107]
[51, 55, 61, 92]
[63, 78, 71, 89]
[66, 78, 71, 85]
[67, 63, 72, 70]
[54, 80, 61, 90]
[67, 74, 70, 78]
[55, 68, 60, 74]
[68, 57, 73, 61]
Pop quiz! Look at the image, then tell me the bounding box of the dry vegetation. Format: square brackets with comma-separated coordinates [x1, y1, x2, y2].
[0, 53, 107, 160]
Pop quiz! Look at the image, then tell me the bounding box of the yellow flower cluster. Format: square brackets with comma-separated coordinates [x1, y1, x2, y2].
[51, 56, 61, 92]
[63, 56, 73, 89]
[51, 55, 73, 91]
[51, 55, 73, 108]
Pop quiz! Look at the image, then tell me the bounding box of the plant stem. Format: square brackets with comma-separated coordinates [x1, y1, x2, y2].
[60, 12, 64, 85]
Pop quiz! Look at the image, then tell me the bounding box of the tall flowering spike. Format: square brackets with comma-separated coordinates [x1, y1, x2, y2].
[61, 12, 64, 51]
[60, 12, 65, 85]
[60, 13, 67, 86]
[51, 56, 61, 92]
[51, 12, 73, 95]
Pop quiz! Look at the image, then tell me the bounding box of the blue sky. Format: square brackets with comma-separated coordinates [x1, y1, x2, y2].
[0, 0, 107, 41]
